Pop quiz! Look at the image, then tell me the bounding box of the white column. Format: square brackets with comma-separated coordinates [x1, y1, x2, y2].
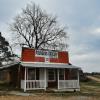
[44, 68, 47, 90]
[26, 68, 28, 80]
[64, 69, 65, 80]
[35, 68, 36, 80]
[57, 69, 59, 89]
[77, 69, 80, 88]
[24, 67, 26, 92]
[64, 69, 65, 88]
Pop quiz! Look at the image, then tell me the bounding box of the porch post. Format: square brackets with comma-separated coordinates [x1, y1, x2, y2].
[64, 68, 65, 80]
[24, 67, 26, 92]
[18, 64, 21, 88]
[57, 69, 59, 89]
[44, 68, 47, 90]
[77, 69, 80, 88]
[64, 69, 65, 88]
[27, 68, 28, 80]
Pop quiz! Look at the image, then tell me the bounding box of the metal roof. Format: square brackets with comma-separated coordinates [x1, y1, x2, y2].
[21, 62, 79, 69]
[0, 62, 20, 70]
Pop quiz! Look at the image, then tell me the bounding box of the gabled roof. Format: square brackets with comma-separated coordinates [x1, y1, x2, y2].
[21, 62, 79, 69]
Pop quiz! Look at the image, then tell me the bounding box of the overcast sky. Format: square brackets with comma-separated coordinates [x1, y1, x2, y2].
[0, 0, 100, 72]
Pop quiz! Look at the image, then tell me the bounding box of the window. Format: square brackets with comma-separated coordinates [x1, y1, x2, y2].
[48, 69, 55, 81]
[59, 69, 64, 80]
[36, 68, 39, 80]
[28, 68, 35, 80]
[28, 68, 39, 80]
[70, 69, 78, 80]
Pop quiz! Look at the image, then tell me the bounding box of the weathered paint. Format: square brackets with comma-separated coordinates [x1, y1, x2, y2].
[21, 47, 69, 64]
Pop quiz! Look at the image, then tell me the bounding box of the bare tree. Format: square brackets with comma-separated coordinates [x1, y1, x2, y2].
[10, 3, 68, 51]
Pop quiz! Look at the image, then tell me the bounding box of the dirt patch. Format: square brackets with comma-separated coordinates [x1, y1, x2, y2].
[87, 76, 100, 82]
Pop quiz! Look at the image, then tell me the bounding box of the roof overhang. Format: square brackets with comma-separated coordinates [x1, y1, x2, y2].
[0, 62, 20, 70]
[21, 62, 80, 69]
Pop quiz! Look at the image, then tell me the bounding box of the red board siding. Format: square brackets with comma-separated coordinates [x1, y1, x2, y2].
[49, 52, 69, 63]
[21, 47, 69, 64]
[21, 48, 35, 62]
[34, 57, 45, 62]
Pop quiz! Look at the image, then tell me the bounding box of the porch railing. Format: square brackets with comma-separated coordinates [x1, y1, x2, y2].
[59, 80, 79, 89]
[21, 80, 46, 90]
[21, 80, 79, 91]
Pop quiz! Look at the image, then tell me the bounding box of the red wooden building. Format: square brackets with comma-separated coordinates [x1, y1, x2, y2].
[20, 47, 80, 91]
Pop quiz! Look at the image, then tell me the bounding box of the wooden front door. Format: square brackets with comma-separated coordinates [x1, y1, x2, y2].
[48, 69, 58, 88]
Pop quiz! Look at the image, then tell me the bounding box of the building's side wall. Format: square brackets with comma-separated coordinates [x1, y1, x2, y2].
[20, 67, 25, 80]
[0, 65, 20, 88]
[0, 70, 11, 83]
[9, 66, 19, 87]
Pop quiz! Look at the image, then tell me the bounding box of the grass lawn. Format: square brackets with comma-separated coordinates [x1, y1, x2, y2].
[0, 77, 100, 100]
[80, 79, 100, 94]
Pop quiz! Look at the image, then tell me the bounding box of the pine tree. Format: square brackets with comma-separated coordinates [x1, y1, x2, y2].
[0, 32, 14, 66]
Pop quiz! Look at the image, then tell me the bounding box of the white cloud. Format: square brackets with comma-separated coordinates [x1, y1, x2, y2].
[69, 45, 100, 72]
[82, 27, 100, 37]
[92, 28, 100, 36]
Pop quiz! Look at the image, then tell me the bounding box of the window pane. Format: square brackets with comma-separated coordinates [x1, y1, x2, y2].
[48, 69, 55, 80]
[70, 69, 77, 80]
[28, 68, 35, 80]
[36, 68, 39, 80]
[59, 69, 64, 80]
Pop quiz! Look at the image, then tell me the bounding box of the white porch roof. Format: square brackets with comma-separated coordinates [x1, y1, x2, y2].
[21, 62, 79, 69]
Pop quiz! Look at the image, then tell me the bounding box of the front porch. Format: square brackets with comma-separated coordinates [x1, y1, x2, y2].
[20, 67, 80, 92]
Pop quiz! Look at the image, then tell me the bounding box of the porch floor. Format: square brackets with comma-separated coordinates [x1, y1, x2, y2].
[46, 87, 80, 92]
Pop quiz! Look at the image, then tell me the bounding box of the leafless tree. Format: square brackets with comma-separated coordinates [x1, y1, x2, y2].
[10, 3, 68, 51]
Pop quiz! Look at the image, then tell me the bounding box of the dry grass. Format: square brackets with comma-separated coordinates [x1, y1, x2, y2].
[87, 76, 100, 82]
[80, 78, 100, 93]
[0, 95, 100, 100]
